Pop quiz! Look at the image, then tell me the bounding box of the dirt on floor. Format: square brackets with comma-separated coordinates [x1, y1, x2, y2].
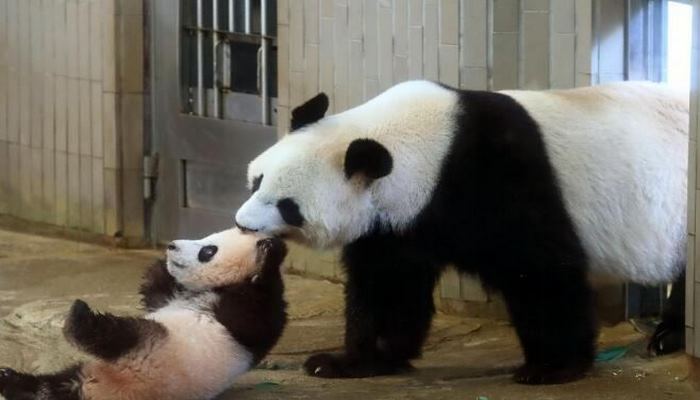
[0, 229, 696, 399]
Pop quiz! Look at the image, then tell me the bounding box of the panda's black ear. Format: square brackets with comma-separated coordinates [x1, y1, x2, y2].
[344, 139, 393, 182]
[290, 93, 329, 131]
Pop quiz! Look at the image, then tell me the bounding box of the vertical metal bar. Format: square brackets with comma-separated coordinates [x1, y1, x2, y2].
[260, 0, 269, 124]
[212, 0, 220, 118]
[228, 0, 235, 31]
[195, 0, 204, 116]
[245, 0, 251, 33]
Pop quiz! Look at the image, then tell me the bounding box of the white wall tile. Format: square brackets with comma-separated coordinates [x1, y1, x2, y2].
[423, 0, 439, 80]
[377, 5, 393, 89]
[550, 33, 575, 88]
[440, 0, 459, 45]
[363, 0, 378, 80]
[304, 0, 319, 44]
[394, 0, 408, 56]
[462, 0, 488, 68]
[521, 10, 550, 89]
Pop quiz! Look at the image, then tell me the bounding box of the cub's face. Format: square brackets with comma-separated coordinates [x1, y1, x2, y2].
[165, 228, 286, 290]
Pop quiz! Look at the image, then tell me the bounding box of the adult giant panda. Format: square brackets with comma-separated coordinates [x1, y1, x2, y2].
[234, 80, 688, 384]
[0, 228, 287, 400]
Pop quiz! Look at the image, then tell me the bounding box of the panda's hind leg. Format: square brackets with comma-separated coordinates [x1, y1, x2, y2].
[63, 299, 167, 361]
[0, 365, 82, 400]
[648, 271, 686, 355]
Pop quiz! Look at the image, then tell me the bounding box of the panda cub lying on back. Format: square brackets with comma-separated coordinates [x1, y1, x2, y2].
[0, 228, 287, 400]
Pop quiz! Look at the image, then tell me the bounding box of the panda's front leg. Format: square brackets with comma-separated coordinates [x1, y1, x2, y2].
[497, 258, 597, 385]
[304, 235, 439, 379]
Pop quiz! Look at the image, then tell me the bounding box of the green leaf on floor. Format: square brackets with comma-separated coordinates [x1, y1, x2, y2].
[595, 346, 629, 362]
[477, 396, 489, 400]
[254, 381, 281, 391]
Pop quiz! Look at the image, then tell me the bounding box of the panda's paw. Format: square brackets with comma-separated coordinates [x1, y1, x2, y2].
[304, 353, 413, 379]
[513, 363, 588, 385]
[648, 320, 685, 356]
[303, 353, 345, 378]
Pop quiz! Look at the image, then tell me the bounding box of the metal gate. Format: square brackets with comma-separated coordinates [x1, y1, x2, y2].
[151, 0, 278, 241]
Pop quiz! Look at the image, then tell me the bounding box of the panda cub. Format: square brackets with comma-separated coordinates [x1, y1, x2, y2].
[0, 228, 287, 400]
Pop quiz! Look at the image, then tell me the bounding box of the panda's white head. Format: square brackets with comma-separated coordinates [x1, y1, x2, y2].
[234, 93, 395, 248]
[165, 228, 287, 290]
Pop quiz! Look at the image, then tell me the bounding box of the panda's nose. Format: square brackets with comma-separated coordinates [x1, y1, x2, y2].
[167, 242, 178, 251]
[198, 245, 218, 263]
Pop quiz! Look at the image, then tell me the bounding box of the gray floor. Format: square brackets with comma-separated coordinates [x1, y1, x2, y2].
[0, 229, 694, 399]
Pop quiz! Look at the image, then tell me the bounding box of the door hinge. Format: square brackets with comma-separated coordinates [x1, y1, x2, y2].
[144, 153, 159, 201]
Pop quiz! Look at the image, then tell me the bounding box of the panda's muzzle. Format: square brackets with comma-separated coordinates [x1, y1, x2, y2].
[234, 220, 258, 233]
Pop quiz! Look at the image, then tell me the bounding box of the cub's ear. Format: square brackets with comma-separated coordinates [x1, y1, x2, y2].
[344, 139, 393, 182]
[291, 93, 329, 131]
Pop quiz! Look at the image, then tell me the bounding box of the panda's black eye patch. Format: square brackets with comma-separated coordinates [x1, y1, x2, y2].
[198, 245, 218, 263]
[251, 175, 263, 193]
[277, 198, 304, 227]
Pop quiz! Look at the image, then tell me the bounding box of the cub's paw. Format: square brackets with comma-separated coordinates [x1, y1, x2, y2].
[648, 321, 684, 356]
[513, 363, 589, 385]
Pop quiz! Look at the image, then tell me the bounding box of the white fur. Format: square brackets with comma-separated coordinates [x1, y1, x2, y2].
[502, 82, 688, 283]
[239, 80, 688, 284]
[81, 292, 253, 400]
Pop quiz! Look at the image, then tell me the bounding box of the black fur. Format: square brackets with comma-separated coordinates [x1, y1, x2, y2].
[277, 198, 305, 227]
[63, 299, 167, 361]
[649, 271, 686, 355]
[344, 139, 393, 181]
[305, 89, 596, 384]
[291, 93, 329, 131]
[139, 259, 183, 311]
[304, 232, 436, 378]
[214, 238, 288, 364]
[0, 366, 82, 400]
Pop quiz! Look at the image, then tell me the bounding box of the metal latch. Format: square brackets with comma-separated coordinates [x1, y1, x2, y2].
[144, 154, 159, 201]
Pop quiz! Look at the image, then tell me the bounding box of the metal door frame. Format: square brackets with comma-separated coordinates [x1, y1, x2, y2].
[150, 0, 277, 242]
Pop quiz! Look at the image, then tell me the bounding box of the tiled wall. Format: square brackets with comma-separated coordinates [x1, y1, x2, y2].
[687, 0, 699, 358]
[277, 0, 596, 306]
[276, 0, 595, 135]
[0, 0, 145, 242]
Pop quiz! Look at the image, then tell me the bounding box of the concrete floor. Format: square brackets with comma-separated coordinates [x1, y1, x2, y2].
[0, 229, 696, 399]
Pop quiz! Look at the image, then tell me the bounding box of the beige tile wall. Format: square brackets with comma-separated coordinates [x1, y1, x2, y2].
[688, 0, 699, 358]
[0, 0, 145, 242]
[278, 0, 595, 305]
[277, 0, 594, 135]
